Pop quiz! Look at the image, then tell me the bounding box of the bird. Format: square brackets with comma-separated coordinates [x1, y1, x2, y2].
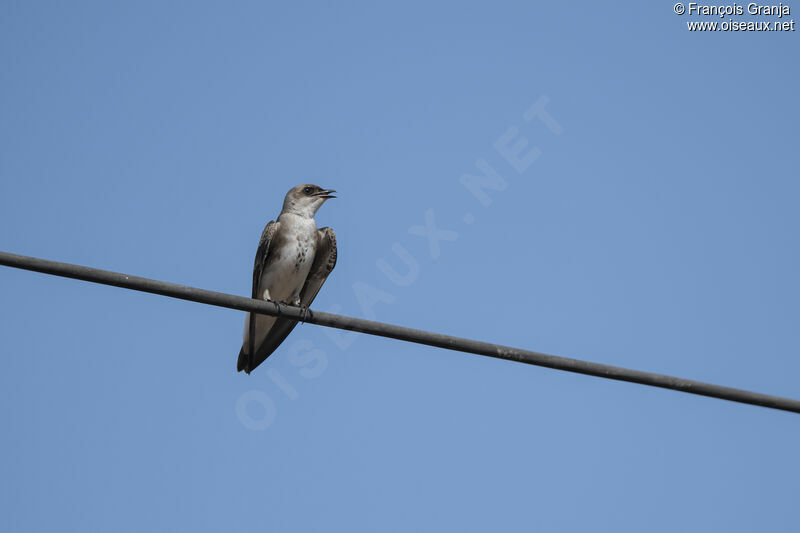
[237, 184, 337, 374]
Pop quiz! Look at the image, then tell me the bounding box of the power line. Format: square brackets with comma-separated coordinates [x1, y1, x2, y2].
[1, 249, 799, 415]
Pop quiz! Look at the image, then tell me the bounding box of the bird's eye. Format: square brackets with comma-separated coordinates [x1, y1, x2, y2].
[303, 186, 313, 195]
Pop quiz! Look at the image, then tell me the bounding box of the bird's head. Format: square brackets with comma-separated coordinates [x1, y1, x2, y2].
[282, 184, 336, 218]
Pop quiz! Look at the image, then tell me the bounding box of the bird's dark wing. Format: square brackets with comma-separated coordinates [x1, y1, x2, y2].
[298, 227, 337, 307]
[244, 227, 337, 373]
[237, 220, 278, 373]
[251, 221, 278, 299]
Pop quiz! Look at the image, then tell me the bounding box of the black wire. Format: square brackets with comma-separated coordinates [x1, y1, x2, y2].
[1, 250, 798, 415]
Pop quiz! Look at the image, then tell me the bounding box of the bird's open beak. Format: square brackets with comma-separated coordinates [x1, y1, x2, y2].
[315, 189, 337, 199]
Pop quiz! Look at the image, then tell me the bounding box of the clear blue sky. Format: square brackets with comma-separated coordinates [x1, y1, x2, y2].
[1, 2, 799, 531]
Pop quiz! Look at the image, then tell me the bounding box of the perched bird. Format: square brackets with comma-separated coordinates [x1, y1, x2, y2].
[237, 184, 337, 374]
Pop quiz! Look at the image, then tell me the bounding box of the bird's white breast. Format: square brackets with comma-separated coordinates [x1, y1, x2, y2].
[260, 213, 317, 302]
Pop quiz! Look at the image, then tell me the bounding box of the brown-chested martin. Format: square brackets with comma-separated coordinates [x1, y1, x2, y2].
[237, 184, 337, 374]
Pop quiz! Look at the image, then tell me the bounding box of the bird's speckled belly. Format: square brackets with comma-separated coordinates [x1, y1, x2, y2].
[260, 229, 316, 302]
